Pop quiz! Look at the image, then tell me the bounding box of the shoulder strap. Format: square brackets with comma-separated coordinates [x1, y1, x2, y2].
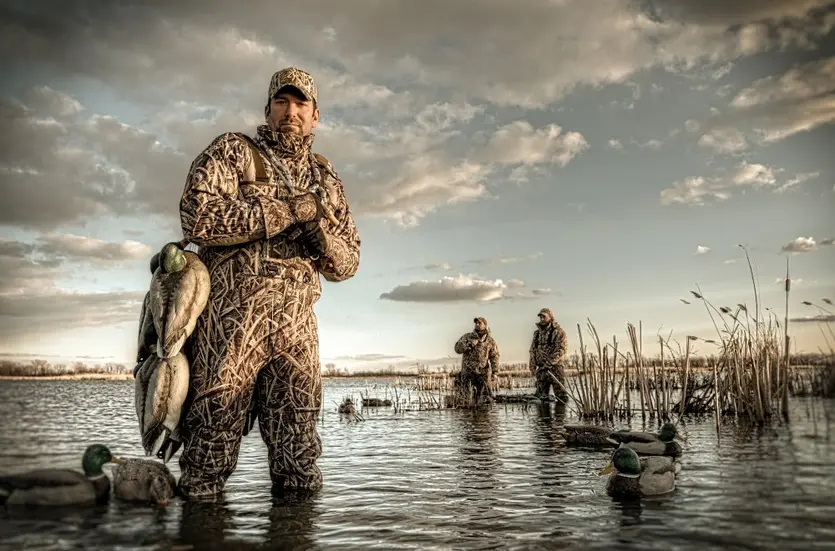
[235, 133, 268, 182]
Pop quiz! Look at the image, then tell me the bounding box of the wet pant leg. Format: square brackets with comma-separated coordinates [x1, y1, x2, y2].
[256, 286, 324, 492]
[177, 275, 273, 500]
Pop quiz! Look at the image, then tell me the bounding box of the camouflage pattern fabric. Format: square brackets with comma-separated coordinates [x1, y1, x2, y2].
[529, 308, 568, 399]
[453, 329, 500, 402]
[176, 124, 360, 500]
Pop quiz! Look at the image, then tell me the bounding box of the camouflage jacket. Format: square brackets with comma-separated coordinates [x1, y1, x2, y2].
[529, 321, 567, 371]
[454, 331, 500, 375]
[179, 130, 361, 294]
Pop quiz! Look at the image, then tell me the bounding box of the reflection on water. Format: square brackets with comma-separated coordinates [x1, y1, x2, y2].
[0, 379, 834, 550]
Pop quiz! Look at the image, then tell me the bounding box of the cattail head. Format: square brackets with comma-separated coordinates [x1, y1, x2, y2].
[823, 298, 832, 305]
[802, 301, 812, 306]
[690, 291, 703, 299]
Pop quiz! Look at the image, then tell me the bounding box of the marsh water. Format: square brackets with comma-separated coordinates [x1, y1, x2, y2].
[0, 378, 833, 550]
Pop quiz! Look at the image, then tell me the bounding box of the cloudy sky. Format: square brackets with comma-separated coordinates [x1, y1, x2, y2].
[1, 0, 833, 369]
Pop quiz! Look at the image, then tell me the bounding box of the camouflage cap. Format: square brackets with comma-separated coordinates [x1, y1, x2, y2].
[268, 67, 318, 104]
[538, 308, 553, 318]
[473, 317, 488, 326]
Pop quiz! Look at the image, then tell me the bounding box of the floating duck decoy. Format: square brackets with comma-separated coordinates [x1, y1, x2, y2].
[0, 444, 123, 507]
[112, 457, 177, 506]
[608, 422, 684, 457]
[563, 424, 618, 446]
[149, 241, 210, 359]
[135, 352, 190, 462]
[599, 444, 681, 498]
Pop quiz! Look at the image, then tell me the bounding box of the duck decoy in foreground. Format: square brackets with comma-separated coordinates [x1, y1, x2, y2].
[0, 444, 123, 507]
[135, 352, 190, 462]
[149, 241, 210, 359]
[599, 444, 680, 499]
[112, 457, 177, 505]
[608, 422, 684, 457]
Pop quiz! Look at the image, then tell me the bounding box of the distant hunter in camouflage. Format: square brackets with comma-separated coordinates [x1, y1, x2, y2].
[453, 317, 500, 404]
[529, 308, 568, 401]
[176, 67, 361, 500]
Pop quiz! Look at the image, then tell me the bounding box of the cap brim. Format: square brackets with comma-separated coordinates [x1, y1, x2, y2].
[276, 84, 312, 101]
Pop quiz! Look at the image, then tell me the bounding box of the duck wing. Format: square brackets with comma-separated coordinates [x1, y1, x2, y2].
[1, 469, 97, 506]
[134, 355, 156, 439]
[140, 353, 190, 456]
[136, 291, 157, 363]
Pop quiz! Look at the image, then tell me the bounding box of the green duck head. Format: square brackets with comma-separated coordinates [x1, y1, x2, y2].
[599, 445, 642, 477]
[659, 422, 678, 442]
[150, 253, 160, 274]
[81, 444, 123, 477]
[159, 243, 186, 273]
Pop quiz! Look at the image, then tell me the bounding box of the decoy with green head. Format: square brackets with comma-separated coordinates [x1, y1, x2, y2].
[607, 422, 685, 457]
[0, 444, 124, 507]
[598, 444, 680, 499]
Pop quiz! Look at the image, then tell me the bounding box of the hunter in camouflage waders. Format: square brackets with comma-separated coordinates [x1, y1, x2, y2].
[176, 67, 361, 500]
[529, 308, 568, 401]
[453, 317, 500, 405]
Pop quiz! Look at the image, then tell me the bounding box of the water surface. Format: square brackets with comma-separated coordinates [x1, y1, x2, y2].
[1, 379, 833, 550]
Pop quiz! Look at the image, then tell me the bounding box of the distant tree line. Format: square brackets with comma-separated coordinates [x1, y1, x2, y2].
[0, 359, 132, 377]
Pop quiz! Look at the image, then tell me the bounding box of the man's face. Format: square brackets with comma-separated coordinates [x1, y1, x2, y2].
[538, 313, 551, 324]
[474, 319, 486, 332]
[267, 88, 319, 136]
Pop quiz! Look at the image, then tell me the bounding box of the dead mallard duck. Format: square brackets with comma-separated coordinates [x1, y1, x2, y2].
[0, 444, 123, 507]
[608, 422, 684, 457]
[149, 241, 210, 359]
[135, 352, 190, 462]
[599, 444, 681, 499]
[112, 457, 177, 506]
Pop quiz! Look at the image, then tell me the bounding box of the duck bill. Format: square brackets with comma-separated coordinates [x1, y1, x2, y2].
[598, 462, 615, 476]
[110, 456, 126, 464]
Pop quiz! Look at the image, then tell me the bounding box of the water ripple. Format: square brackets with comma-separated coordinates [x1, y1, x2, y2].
[0, 379, 834, 550]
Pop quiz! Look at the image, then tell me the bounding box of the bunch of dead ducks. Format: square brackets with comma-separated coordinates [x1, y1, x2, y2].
[0, 444, 177, 508]
[563, 421, 687, 499]
[135, 241, 210, 464]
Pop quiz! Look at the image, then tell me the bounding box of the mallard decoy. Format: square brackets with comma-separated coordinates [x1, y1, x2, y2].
[608, 422, 684, 457]
[135, 352, 190, 462]
[0, 444, 123, 507]
[338, 397, 363, 422]
[563, 424, 619, 446]
[599, 444, 681, 498]
[149, 242, 210, 359]
[112, 457, 176, 506]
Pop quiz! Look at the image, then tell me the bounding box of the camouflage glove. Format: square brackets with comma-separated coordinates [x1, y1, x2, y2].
[296, 219, 329, 258]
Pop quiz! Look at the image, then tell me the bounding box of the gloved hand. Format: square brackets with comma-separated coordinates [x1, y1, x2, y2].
[296, 219, 329, 258]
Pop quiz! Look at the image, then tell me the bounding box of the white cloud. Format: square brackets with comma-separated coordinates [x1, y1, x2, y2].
[697, 126, 748, 153]
[660, 161, 797, 205]
[660, 176, 730, 206]
[780, 237, 818, 253]
[379, 274, 511, 303]
[608, 139, 624, 150]
[775, 171, 821, 193]
[695, 55, 835, 149]
[695, 245, 711, 255]
[733, 162, 778, 186]
[0, 236, 150, 340]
